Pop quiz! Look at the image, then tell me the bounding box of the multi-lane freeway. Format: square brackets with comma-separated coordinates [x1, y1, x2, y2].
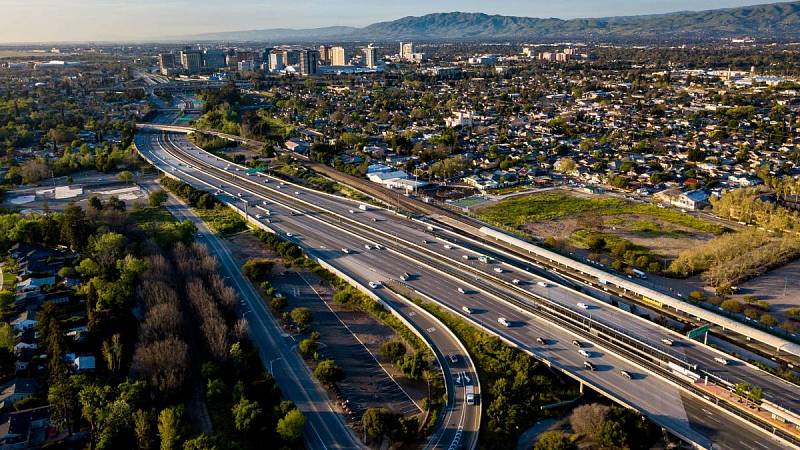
[136, 129, 799, 450]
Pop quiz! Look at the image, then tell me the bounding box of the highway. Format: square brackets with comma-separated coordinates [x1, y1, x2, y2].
[145, 183, 365, 450]
[136, 130, 797, 450]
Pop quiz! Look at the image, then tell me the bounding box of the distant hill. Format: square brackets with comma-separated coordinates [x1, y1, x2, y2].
[181, 1, 800, 42]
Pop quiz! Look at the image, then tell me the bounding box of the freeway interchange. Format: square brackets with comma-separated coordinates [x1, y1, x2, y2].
[136, 129, 799, 450]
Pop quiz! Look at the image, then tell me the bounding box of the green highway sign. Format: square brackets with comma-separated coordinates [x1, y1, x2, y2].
[687, 324, 711, 340]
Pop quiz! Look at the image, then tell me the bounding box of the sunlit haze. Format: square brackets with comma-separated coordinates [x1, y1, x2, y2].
[0, 0, 775, 43]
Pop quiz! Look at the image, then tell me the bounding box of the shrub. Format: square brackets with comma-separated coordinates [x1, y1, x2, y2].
[290, 307, 312, 329]
[759, 314, 778, 327]
[380, 341, 407, 362]
[314, 359, 343, 386]
[720, 299, 743, 314]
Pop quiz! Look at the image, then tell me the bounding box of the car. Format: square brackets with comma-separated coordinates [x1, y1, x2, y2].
[661, 338, 675, 346]
[494, 267, 503, 273]
[374, 244, 383, 250]
[372, 218, 378, 222]
[536, 337, 546, 345]
[457, 287, 466, 294]
[349, 209, 355, 214]
[536, 281, 549, 288]
[263, 179, 270, 183]
[368, 281, 381, 289]
[219, 184, 225, 188]
[462, 255, 471, 260]
[422, 239, 429, 244]
[449, 354, 459, 364]
[400, 272, 411, 281]
[275, 185, 281, 189]
[497, 317, 511, 327]
[364, 244, 372, 250]
[255, 214, 263, 219]
[572, 339, 582, 347]
[714, 357, 729, 365]
[294, 191, 301, 196]
[286, 233, 293, 238]
[578, 349, 590, 358]
[237, 192, 243, 197]
[512, 279, 520, 285]
[444, 244, 452, 250]
[584, 361, 596, 371]
[341, 248, 350, 254]
[620, 370, 633, 380]
[577, 302, 589, 310]
[462, 306, 473, 314]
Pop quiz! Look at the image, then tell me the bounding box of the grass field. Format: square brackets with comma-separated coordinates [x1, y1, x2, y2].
[477, 190, 726, 235]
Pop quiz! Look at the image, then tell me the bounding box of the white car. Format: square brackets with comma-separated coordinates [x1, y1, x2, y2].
[462, 306, 473, 314]
[512, 279, 520, 285]
[578, 349, 591, 358]
[457, 287, 466, 294]
[341, 248, 350, 254]
[444, 244, 452, 250]
[286, 233, 293, 238]
[494, 267, 503, 273]
[537, 281, 549, 288]
[577, 302, 589, 310]
[349, 209, 355, 214]
[255, 214, 263, 219]
[294, 191, 301, 196]
[374, 244, 383, 250]
[368, 281, 381, 289]
[497, 317, 511, 327]
[364, 244, 372, 250]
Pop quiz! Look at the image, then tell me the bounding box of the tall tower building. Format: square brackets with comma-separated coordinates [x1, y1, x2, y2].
[269, 52, 285, 72]
[331, 46, 347, 66]
[203, 49, 226, 70]
[362, 44, 377, 69]
[299, 49, 318, 76]
[400, 42, 414, 61]
[180, 47, 202, 73]
[158, 53, 175, 71]
[318, 45, 333, 65]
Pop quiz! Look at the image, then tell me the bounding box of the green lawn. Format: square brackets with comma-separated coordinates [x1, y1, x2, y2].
[477, 191, 726, 234]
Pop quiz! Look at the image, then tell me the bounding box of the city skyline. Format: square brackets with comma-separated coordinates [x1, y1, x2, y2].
[0, 0, 779, 43]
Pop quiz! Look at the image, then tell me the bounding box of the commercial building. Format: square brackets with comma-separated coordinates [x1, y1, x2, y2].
[400, 42, 414, 60]
[299, 49, 318, 76]
[158, 53, 176, 74]
[362, 44, 377, 69]
[180, 47, 202, 74]
[318, 45, 332, 65]
[331, 46, 347, 66]
[269, 52, 285, 72]
[283, 49, 300, 66]
[203, 49, 226, 70]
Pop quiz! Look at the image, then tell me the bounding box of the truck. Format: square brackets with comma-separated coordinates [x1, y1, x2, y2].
[632, 269, 648, 280]
[465, 385, 476, 405]
[359, 204, 368, 211]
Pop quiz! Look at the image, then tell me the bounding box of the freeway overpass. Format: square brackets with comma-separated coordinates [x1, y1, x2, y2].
[135, 129, 800, 449]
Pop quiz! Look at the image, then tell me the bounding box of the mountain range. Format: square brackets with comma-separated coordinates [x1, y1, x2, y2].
[181, 1, 800, 42]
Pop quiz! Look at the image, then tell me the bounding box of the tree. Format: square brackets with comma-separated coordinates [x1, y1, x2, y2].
[241, 258, 274, 282]
[313, 359, 343, 386]
[48, 376, 82, 434]
[534, 431, 576, 450]
[158, 407, 182, 450]
[597, 419, 627, 448]
[720, 299, 743, 314]
[89, 232, 126, 276]
[232, 397, 262, 433]
[759, 314, 778, 327]
[182, 434, 217, 450]
[61, 204, 89, 250]
[298, 338, 318, 359]
[0, 291, 14, 318]
[89, 196, 103, 210]
[290, 307, 312, 329]
[149, 190, 168, 207]
[569, 403, 609, 439]
[362, 408, 393, 443]
[380, 341, 407, 362]
[276, 409, 306, 443]
[118, 171, 134, 184]
[134, 409, 155, 450]
[555, 157, 577, 174]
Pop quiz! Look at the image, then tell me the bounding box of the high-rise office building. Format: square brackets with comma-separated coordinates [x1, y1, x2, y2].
[180, 47, 202, 73]
[299, 49, 318, 76]
[158, 53, 175, 71]
[269, 52, 285, 72]
[400, 42, 414, 60]
[318, 45, 333, 65]
[331, 46, 347, 66]
[203, 49, 226, 70]
[283, 49, 300, 66]
[362, 44, 377, 69]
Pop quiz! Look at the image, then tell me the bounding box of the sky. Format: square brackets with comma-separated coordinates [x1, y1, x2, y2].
[0, 0, 781, 43]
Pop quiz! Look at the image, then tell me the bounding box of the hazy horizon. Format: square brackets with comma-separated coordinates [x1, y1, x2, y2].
[0, 0, 784, 44]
